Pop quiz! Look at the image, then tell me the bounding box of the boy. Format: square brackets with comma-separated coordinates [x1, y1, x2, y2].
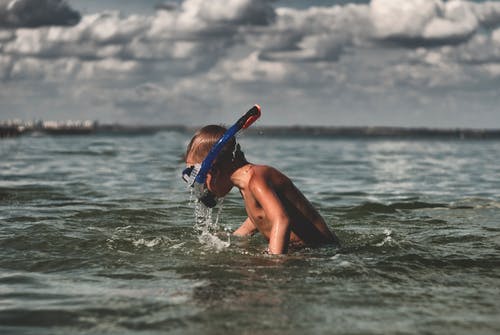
[185, 125, 340, 254]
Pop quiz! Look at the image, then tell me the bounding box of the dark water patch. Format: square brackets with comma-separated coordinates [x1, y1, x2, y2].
[191, 281, 240, 308]
[2, 215, 56, 224]
[39, 257, 95, 273]
[50, 148, 118, 157]
[423, 218, 449, 225]
[1, 224, 64, 249]
[0, 189, 11, 201]
[398, 218, 450, 228]
[440, 255, 500, 269]
[0, 291, 72, 301]
[0, 185, 71, 203]
[332, 191, 369, 197]
[0, 309, 93, 328]
[0, 254, 93, 273]
[390, 201, 448, 210]
[67, 207, 168, 229]
[120, 317, 190, 332]
[483, 226, 500, 232]
[368, 264, 419, 284]
[336, 200, 473, 220]
[382, 253, 500, 270]
[428, 234, 487, 244]
[1, 170, 74, 182]
[0, 273, 43, 286]
[97, 272, 157, 280]
[62, 182, 107, 199]
[0, 224, 113, 272]
[342, 202, 397, 218]
[315, 194, 342, 202]
[450, 205, 475, 209]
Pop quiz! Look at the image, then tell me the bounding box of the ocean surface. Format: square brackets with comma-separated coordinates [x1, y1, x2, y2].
[1, 131, 499, 335]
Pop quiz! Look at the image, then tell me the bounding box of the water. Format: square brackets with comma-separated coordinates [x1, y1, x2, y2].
[1, 132, 499, 334]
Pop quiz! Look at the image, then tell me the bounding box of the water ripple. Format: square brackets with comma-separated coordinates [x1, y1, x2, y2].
[1, 134, 500, 334]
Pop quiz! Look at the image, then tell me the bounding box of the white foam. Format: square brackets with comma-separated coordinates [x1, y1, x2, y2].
[133, 237, 163, 248]
[170, 242, 186, 249]
[375, 229, 393, 247]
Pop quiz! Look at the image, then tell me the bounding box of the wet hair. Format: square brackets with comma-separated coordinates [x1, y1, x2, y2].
[185, 125, 236, 165]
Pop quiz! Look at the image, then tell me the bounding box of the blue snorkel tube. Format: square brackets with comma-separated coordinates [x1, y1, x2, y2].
[195, 105, 261, 185]
[183, 105, 261, 207]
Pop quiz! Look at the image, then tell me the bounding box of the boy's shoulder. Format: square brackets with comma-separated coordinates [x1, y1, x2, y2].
[248, 165, 290, 189]
[251, 164, 273, 173]
[246, 165, 271, 187]
[249, 164, 279, 180]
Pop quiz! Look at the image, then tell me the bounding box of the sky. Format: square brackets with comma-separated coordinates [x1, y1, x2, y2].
[1, 0, 500, 128]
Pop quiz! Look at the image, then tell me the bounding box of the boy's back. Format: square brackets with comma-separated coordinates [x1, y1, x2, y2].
[231, 164, 339, 252]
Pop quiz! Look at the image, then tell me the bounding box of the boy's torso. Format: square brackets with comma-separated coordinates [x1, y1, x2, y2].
[240, 165, 336, 246]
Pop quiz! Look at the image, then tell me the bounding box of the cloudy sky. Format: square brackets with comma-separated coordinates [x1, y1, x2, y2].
[1, 0, 500, 128]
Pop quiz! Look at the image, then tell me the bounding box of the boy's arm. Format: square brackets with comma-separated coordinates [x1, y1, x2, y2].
[233, 217, 257, 236]
[250, 177, 290, 254]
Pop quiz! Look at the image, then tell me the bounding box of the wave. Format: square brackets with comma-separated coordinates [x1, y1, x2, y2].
[339, 201, 449, 218]
[0, 185, 71, 203]
[389, 201, 448, 210]
[50, 149, 119, 157]
[338, 198, 500, 218]
[380, 253, 500, 269]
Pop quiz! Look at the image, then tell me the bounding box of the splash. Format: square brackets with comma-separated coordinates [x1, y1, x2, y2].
[192, 196, 230, 251]
[375, 229, 393, 247]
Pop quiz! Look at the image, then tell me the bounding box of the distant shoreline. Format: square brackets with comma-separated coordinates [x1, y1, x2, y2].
[2, 123, 500, 140]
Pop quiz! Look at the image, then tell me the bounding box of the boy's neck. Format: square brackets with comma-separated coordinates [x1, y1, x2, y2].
[229, 158, 252, 189]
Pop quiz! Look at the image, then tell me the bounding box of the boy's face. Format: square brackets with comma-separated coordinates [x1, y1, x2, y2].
[185, 138, 235, 201]
[205, 164, 233, 197]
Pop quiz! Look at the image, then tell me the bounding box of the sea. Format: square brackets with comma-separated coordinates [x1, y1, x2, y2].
[0, 130, 499, 335]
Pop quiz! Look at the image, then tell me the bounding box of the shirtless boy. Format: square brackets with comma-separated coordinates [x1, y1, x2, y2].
[184, 123, 340, 255]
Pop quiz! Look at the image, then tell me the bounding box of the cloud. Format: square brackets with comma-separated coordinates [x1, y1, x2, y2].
[147, 0, 275, 38]
[216, 51, 288, 82]
[471, 1, 500, 29]
[179, 0, 275, 26]
[2, 0, 500, 127]
[5, 0, 500, 80]
[252, 1, 500, 63]
[154, 2, 178, 12]
[370, 0, 500, 47]
[254, 5, 371, 62]
[0, 28, 13, 41]
[0, 0, 81, 28]
[1, 0, 277, 80]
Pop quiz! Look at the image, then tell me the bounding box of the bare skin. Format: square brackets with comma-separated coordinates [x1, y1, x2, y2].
[193, 157, 340, 254]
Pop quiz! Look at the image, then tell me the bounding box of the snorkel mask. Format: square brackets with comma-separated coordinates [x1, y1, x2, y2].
[182, 105, 261, 208]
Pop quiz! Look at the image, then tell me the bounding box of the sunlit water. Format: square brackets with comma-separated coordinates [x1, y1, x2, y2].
[1, 132, 499, 334]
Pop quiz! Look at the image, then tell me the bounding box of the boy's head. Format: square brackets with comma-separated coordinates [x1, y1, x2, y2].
[184, 125, 237, 198]
[185, 125, 236, 166]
